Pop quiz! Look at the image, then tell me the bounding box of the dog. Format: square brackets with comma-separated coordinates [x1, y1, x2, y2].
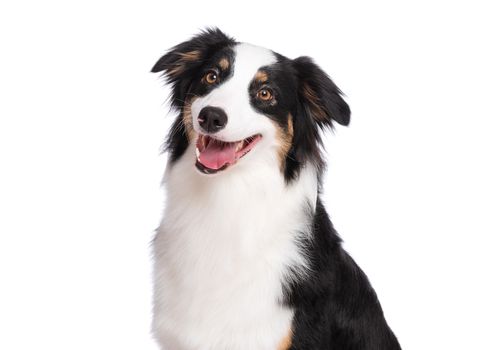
[151, 28, 401, 350]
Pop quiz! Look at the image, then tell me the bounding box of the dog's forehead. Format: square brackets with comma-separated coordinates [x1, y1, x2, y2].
[231, 43, 277, 80]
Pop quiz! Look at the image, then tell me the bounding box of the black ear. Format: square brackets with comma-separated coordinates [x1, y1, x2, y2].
[293, 56, 350, 127]
[151, 27, 234, 77]
[151, 28, 234, 111]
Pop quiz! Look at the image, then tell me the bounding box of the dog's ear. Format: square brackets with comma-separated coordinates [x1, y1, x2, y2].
[151, 28, 234, 110]
[293, 56, 350, 127]
[151, 28, 234, 78]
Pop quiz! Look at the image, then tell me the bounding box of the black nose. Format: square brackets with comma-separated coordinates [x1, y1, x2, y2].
[198, 106, 228, 133]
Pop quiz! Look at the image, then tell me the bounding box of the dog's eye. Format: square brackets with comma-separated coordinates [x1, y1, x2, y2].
[204, 71, 218, 85]
[257, 89, 273, 101]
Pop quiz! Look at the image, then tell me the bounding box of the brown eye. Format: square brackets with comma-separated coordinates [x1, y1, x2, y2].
[204, 71, 218, 84]
[257, 89, 273, 101]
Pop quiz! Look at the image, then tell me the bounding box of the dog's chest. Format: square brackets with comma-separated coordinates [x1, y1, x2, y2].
[154, 227, 294, 350]
[153, 158, 315, 350]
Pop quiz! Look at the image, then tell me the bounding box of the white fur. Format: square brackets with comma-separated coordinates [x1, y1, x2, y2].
[153, 44, 318, 350]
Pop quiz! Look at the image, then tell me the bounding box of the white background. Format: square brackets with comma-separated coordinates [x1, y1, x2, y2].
[1, 1, 489, 349]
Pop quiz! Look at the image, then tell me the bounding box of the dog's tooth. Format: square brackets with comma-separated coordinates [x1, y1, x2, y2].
[236, 141, 244, 152]
[195, 147, 200, 158]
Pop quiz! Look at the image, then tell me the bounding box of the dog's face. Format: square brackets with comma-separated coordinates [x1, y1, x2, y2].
[152, 29, 350, 182]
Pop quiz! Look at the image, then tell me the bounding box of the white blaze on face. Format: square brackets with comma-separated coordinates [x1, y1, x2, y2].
[190, 43, 278, 142]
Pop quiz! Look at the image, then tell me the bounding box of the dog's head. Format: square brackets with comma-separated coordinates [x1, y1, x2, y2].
[152, 28, 350, 182]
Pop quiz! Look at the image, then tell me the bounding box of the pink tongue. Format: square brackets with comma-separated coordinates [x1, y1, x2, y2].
[199, 141, 237, 170]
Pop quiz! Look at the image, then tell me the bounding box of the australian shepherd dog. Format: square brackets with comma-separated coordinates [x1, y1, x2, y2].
[151, 28, 401, 350]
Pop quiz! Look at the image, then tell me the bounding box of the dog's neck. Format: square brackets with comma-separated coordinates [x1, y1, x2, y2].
[160, 145, 320, 267]
[162, 146, 318, 247]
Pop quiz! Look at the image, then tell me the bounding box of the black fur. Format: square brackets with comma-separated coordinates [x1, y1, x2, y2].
[152, 28, 400, 350]
[284, 200, 401, 349]
[288, 56, 350, 181]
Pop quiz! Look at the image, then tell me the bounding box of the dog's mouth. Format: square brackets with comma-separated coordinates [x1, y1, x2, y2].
[195, 134, 262, 174]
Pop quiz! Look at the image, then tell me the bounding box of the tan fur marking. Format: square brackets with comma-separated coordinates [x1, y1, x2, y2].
[176, 50, 201, 62]
[167, 51, 201, 77]
[277, 328, 293, 350]
[303, 83, 327, 121]
[275, 114, 294, 171]
[218, 57, 230, 70]
[168, 64, 185, 77]
[287, 114, 294, 137]
[182, 97, 196, 140]
[254, 70, 268, 83]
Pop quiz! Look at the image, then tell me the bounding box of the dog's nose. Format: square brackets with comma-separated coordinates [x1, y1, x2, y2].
[198, 106, 228, 133]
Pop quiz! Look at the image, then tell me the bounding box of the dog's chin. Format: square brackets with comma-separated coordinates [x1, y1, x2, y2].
[194, 133, 262, 175]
